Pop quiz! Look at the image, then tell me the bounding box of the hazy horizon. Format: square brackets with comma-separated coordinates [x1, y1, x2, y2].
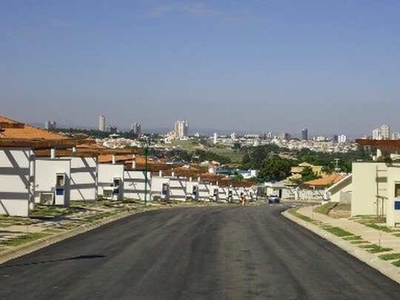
[1, 1, 400, 137]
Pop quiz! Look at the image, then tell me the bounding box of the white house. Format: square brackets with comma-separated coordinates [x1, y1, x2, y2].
[169, 177, 187, 201]
[34, 158, 71, 206]
[0, 148, 35, 217]
[98, 164, 125, 200]
[124, 170, 151, 201]
[69, 157, 98, 202]
[151, 176, 170, 202]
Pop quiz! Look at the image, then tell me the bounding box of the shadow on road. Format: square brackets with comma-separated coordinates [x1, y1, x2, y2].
[0, 255, 106, 269]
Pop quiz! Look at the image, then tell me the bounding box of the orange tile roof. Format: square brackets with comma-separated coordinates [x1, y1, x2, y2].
[0, 115, 66, 140]
[303, 174, 344, 187]
[98, 154, 134, 163]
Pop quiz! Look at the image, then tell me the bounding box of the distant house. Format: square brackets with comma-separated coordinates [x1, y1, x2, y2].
[303, 173, 345, 189]
[289, 162, 324, 180]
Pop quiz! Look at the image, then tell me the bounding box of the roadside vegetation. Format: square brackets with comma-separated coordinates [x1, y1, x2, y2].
[313, 202, 338, 215]
[0, 232, 50, 248]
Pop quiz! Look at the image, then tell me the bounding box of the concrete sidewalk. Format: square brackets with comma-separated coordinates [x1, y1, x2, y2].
[298, 206, 400, 252]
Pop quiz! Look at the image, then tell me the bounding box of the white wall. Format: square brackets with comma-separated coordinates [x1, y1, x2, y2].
[385, 165, 400, 227]
[218, 186, 229, 202]
[0, 148, 34, 217]
[231, 187, 241, 202]
[124, 170, 151, 201]
[69, 157, 97, 201]
[98, 164, 124, 200]
[209, 184, 219, 201]
[198, 182, 210, 200]
[151, 176, 170, 201]
[169, 177, 187, 201]
[35, 158, 71, 206]
[327, 176, 352, 203]
[352, 162, 388, 217]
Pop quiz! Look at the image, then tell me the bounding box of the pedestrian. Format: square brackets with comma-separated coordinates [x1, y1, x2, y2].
[240, 192, 247, 207]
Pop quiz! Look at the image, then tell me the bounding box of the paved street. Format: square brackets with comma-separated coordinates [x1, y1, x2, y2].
[1, 204, 400, 300]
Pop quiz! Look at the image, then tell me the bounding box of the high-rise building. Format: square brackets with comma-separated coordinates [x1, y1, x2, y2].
[392, 132, 400, 140]
[231, 132, 238, 141]
[131, 122, 142, 137]
[372, 128, 381, 140]
[372, 125, 391, 140]
[174, 120, 189, 138]
[45, 121, 56, 130]
[213, 132, 218, 144]
[332, 135, 339, 143]
[99, 115, 106, 132]
[338, 134, 347, 143]
[301, 128, 308, 140]
[380, 124, 390, 140]
[280, 132, 291, 140]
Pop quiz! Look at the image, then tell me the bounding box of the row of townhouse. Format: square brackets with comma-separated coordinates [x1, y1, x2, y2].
[0, 146, 257, 217]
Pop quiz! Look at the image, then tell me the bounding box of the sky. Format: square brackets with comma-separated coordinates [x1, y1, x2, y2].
[1, 0, 400, 136]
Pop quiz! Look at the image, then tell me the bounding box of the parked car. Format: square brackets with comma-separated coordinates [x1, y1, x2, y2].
[268, 195, 280, 204]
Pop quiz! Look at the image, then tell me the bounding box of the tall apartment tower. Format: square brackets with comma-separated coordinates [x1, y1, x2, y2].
[174, 120, 189, 138]
[380, 125, 390, 140]
[131, 122, 142, 136]
[99, 115, 106, 132]
[45, 121, 56, 130]
[372, 125, 391, 140]
[301, 128, 308, 140]
[213, 132, 218, 144]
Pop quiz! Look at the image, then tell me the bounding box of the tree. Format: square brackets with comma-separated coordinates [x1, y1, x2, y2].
[257, 155, 295, 182]
[300, 166, 320, 182]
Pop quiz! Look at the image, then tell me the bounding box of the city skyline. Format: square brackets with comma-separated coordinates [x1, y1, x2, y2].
[2, 1, 400, 135]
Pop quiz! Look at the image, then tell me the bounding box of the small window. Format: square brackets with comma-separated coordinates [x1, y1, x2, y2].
[113, 178, 121, 187]
[395, 184, 400, 198]
[56, 174, 65, 187]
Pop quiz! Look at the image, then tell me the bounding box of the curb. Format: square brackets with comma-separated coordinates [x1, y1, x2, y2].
[0, 209, 144, 265]
[282, 210, 400, 285]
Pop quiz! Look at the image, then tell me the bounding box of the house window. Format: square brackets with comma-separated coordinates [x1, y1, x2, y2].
[395, 184, 400, 198]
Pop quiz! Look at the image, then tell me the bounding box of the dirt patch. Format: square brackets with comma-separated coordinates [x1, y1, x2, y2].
[328, 203, 351, 219]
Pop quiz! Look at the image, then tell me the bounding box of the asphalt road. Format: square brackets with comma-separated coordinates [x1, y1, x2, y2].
[1, 204, 400, 300]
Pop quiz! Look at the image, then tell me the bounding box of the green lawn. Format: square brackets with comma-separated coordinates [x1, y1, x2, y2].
[379, 253, 400, 261]
[0, 232, 50, 247]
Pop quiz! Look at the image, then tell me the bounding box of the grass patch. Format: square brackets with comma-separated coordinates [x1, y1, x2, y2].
[343, 235, 362, 241]
[0, 232, 50, 247]
[379, 253, 400, 261]
[314, 202, 338, 215]
[42, 228, 64, 234]
[0, 215, 32, 225]
[393, 233, 400, 237]
[288, 208, 315, 223]
[359, 244, 392, 253]
[82, 211, 118, 223]
[322, 226, 353, 237]
[392, 260, 400, 267]
[351, 240, 369, 244]
[365, 223, 394, 233]
[30, 205, 85, 218]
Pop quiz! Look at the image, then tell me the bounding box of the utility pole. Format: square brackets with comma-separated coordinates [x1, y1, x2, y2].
[334, 158, 340, 172]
